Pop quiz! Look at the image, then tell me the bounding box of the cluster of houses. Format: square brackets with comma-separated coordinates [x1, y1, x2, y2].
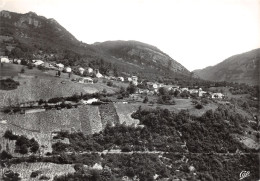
[1, 56, 225, 99]
[0, 56, 22, 64]
[136, 81, 225, 99]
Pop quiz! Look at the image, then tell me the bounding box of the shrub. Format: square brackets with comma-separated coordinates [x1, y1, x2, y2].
[66, 103, 73, 109]
[38, 99, 45, 105]
[107, 81, 113, 87]
[27, 63, 33, 69]
[39, 175, 50, 180]
[0, 150, 13, 160]
[48, 97, 63, 104]
[30, 170, 42, 178]
[195, 104, 203, 109]
[0, 78, 20, 90]
[93, 79, 98, 83]
[4, 130, 18, 140]
[143, 96, 149, 103]
[121, 145, 132, 152]
[20, 68, 25, 73]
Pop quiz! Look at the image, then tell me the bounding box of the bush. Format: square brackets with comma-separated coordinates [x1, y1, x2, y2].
[143, 96, 149, 103]
[48, 97, 63, 104]
[39, 175, 50, 180]
[107, 81, 113, 87]
[121, 145, 132, 152]
[0, 78, 20, 90]
[93, 79, 98, 83]
[0, 150, 13, 160]
[4, 130, 18, 140]
[38, 99, 45, 105]
[27, 63, 33, 69]
[30, 170, 42, 178]
[195, 104, 203, 109]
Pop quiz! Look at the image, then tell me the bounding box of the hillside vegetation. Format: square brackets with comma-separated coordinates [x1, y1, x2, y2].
[193, 49, 260, 85]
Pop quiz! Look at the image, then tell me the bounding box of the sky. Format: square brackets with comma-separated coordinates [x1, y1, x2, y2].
[1, 0, 259, 71]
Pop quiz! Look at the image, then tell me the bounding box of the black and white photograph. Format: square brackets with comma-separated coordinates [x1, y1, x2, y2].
[0, 0, 259, 180]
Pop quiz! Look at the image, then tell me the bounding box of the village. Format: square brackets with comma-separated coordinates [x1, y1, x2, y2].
[0, 55, 228, 116]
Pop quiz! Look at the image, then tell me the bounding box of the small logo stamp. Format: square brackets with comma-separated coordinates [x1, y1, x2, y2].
[239, 171, 250, 180]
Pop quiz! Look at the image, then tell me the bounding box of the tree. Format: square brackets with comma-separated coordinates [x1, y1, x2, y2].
[127, 83, 137, 94]
[158, 87, 168, 96]
[30, 138, 39, 153]
[19, 144, 28, 154]
[107, 81, 113, 87]
[3, 170, 21, 181]
[143, 96, 149, 103]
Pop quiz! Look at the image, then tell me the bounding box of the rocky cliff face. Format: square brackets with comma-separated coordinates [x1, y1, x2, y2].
[193, 49, 260, 85]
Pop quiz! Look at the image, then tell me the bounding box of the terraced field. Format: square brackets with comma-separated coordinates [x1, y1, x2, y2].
[99, 103, 120, 128]
[88, 106, 103, 134]
[0, 162, 75, 181]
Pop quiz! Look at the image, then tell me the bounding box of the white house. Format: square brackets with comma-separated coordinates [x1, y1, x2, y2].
[86, 67, 93, 74]
[0, 57, 10, 63]
[64, 67, 72, 73]
[94, 69, 103, 78]
[132, 76, 138, 85]
[127, 77, 132, 82]
[181, 88, 189, 92]
[212, 93, 224, 99]
[147, 82, 158, 90]
[13, 59, 21, 64]
[198, 90, 207, 97]
[33, 60, 44, 66]
[78, 77, 93, 84]
[78, 67, 85, 75]
[117, 77, 124, 82]
[56, 63, 64, 70]
[80, 98, 99, 105]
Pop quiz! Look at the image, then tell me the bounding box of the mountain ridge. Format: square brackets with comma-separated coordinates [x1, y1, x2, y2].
[193, 49, 260, 85]
[0, 10, 190, 79]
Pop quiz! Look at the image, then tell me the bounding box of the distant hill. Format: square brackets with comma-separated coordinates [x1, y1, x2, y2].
[94, 40, 189, 74]
[193, 49, 260, 85]
[0, 10, 190, 81]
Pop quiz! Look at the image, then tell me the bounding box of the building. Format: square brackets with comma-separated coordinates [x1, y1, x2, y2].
[86, 67, 93, 74]
[127, 77, 132, 82]
[132, 76, 138, 85]
[78, 67, 85, 75]
[56, 63, 64, 70]
[212, 93, 224, 99]
[32, 60, 44, 66]
[117, 77, 124, 82]
[94, 69, 103, 78]
[78, 77, 93, 84]
[13, 59, 21, 64]
[147, 82, 158, 91]
[0, 56, 10, 63]
[64, 67, 72, 73]
[181, 88, 189, 92]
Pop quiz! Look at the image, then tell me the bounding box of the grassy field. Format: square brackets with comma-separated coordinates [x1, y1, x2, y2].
[0, 162, 75, 181]
[114, 103, 140, 125]
[0, 63, 23, 77]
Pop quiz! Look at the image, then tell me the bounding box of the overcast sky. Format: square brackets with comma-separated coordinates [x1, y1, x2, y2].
[1, 0, 259, 71]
